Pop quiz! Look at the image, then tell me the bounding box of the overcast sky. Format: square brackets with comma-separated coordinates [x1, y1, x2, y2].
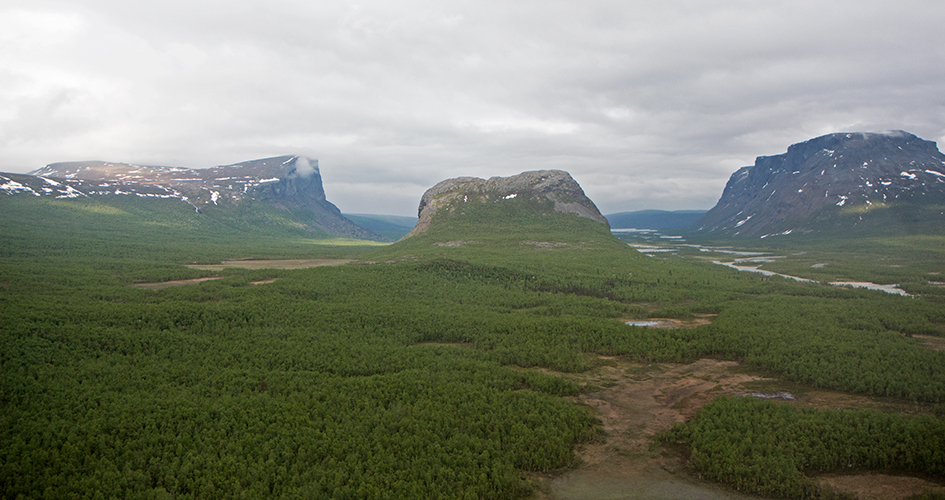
[3, 1, 944, 215]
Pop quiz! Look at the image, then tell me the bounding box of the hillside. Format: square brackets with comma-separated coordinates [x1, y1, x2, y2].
[375, 169, 628, 268]
[402, 170, 608, 237]
[692, 131, 945, 238]
[1, 156, 379, 240]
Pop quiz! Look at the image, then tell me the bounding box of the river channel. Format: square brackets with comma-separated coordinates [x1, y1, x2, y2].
[711, 260, 911, 296]
[618, 233, 911, 297]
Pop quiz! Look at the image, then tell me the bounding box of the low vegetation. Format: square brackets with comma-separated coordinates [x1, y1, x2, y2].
[662, 396, 945, 498]
[2, 194, 944, 498]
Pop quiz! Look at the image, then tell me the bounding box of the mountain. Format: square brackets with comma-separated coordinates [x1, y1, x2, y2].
[692, 131, 945, 238]
[606, 210, 707, 230]
[1, 156, 380, 240]
[401, 170, 609, 239]
[343, 214, 418, 241]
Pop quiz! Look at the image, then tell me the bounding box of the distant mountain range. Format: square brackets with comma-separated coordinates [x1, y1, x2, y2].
[5, 130, 944, 243]
[343, 214, 418, 241]
[605, 210, 706, 230]
[692, 131, 945, 238]
[1, 156, 381, 240]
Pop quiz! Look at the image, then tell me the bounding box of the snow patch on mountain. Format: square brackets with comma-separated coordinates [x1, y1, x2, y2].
[693, 130, 945, 237]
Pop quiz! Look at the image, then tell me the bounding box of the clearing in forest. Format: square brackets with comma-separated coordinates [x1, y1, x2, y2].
[532, 357, 945, 500]
[185, 258, 354, 270]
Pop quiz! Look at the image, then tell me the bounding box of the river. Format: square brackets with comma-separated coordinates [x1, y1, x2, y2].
[711, 261, 911, 296]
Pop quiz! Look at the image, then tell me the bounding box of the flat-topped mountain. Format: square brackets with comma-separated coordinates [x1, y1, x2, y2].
[402, 170, 608, 239]
[693, 131, 945, 238]
[1, 156, 379, 240]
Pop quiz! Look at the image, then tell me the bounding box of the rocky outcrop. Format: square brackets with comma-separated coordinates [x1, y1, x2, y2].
[403, 170, 608, 238]
[693, 131, 945, 237]
[16, 156, 379, 240]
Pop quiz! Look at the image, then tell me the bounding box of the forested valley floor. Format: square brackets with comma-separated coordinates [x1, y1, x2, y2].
[2, 196, 945, 499]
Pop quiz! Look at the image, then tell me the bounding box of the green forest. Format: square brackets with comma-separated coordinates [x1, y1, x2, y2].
[662, 396, 945, 498]
[2, 194, 945, 498]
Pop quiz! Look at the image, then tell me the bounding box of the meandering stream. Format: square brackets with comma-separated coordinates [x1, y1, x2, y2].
[712, 261, 911, 296]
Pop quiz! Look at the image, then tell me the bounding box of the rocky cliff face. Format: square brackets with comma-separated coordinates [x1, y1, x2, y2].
[403, 170, 608, 238]
[694, 131, 945, 237]
[5, 155, 379, 240]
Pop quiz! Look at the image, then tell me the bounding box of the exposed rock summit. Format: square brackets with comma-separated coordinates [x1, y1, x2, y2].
[694, 131, 945, 237]
[404, 170, 608, 238]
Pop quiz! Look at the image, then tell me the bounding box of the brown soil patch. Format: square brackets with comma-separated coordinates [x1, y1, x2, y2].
[133, 277, 281, 289]
[818, 473, 945, 500]
[131, 277, 223, 289]
[913, 334, 945, 352]
[186, 259, 353, 270]
[620, 314, 716, 329]
[530, 357, 938, 500]
[754, 384, 934, 417]
[530, 358, 773, 500]
[571, 359, 765, 469]
[525, 241, 578, 250]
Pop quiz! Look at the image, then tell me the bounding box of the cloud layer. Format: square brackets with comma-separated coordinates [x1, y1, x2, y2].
[3, 0, 944, 215]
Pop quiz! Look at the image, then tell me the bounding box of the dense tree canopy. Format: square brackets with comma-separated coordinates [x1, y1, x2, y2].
[2, 194, 944, 498]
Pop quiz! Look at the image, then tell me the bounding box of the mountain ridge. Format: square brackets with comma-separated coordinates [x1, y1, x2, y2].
[692, 130, 945, 238]
[2, 156, 380, 240]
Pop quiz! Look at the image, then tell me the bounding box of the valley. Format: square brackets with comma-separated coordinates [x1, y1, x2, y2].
[613, 229, 945, 301]
[3, 142, 945, 499]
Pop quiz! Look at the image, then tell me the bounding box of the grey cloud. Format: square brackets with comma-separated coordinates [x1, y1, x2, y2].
[2, 0, 944, 215]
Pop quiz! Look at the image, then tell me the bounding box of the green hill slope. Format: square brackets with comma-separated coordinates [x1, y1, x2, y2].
[0, 195, 378, 264]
